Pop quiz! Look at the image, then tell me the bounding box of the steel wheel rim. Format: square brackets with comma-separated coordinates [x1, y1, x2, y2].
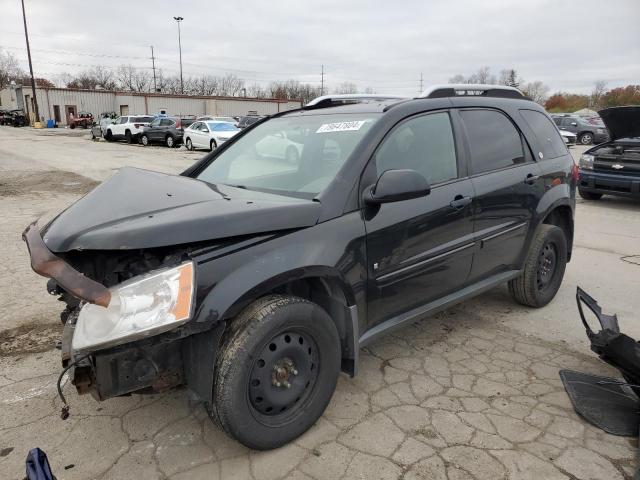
[537, 241, 557, 291]
[248, 330, 319, 419]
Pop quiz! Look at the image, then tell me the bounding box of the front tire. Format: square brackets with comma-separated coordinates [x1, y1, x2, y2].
[509, 224, 567, 308]
[210, 139, 217, 151]
[210, 295, 340, 450]
[104, 129, 113, 141]
[125, 130, 133, 144]
[578, 189, 603, 200]
[185, 138, 193, 151]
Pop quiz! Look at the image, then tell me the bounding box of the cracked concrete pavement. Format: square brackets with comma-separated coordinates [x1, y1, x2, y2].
[1, 127, 640, 479]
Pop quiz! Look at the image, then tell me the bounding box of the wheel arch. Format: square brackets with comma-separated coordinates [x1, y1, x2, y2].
[197, 266, 359, 377]
[541, 203, 574, 261]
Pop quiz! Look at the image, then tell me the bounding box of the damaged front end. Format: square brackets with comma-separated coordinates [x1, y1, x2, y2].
[23, 222, 224, 415]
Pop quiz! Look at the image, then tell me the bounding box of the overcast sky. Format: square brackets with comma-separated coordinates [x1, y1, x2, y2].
[1, 0, 639, 95]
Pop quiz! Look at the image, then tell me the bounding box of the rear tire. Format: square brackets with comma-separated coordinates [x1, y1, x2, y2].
[209, 295, 340, 450]
[579, 132, 593, 145]
[210, 139, 217, 151]
[125, 130, 133, 144]
[140, 134, 149, 146]
[186, 138, 193, 151]
[509, 224, 567, 308]
[578, 189, 603, 200]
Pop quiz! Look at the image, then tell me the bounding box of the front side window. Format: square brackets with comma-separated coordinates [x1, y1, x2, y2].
[520, 109, 567, 159]
[196, 113, 380, 197]
[460, 109, 526, 174]
[374, 112, 458, 185]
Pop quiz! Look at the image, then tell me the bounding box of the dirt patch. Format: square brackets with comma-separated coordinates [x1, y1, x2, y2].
[0, 170, 99, 197]
[0, 321, 62, 356]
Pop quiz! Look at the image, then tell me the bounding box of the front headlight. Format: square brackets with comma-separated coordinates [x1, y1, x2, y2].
[72, 262, 194, 352]
[579, 154, 595, 170]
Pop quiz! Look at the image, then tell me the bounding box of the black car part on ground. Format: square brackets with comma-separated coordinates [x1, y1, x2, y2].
[560, 287, 640, 438]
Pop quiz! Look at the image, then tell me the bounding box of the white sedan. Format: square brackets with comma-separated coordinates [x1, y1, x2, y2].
[184, 121, 241, 151]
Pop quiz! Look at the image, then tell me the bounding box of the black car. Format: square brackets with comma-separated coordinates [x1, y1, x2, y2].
[0, 108, 28, 127]
[551, 114, 609, 145]
[577, 106, 640, 200]
[24, 86, 576, 450]
[236, 115, 263, 128]
[140, 116, 196, 147]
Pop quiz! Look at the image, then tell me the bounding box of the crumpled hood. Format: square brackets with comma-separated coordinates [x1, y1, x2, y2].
[42, 167, 321, 252]
[598, 106, 640, 141]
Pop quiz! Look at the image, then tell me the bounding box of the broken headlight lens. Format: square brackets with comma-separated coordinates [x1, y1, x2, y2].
[579, 154, 594, 170]
[72, 262, 194, 352]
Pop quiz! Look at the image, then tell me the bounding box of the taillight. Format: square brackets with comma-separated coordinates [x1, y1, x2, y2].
[571, 162, 580, 184]
[176, 120, 182, 129]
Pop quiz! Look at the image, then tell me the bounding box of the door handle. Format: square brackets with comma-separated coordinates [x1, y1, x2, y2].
[524, 174, 540, 185]
[450, 195, 472, 210]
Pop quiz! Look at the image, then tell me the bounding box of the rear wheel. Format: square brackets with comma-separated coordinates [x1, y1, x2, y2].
[165, 135, 175, 148]
[579, 132, 593, 145]
[140, 134, 149, 146]
[509, 224, 567, 308]
[578, 189, 603, 200]
[185, 138, 193, 151]
[125, 130, 133, 144]
[209, 295, 340, 450]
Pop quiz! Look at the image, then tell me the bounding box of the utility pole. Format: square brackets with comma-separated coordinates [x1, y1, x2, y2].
[419, 72, 423, 94]
[21, 0, 39, 123]
[150, 46, 157, 92]
[173, 16, 184, 94]
[320, 64, 324, 95]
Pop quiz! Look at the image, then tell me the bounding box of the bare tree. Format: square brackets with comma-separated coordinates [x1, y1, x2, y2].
[90, 66, 116, 90]
[334, 82, 357, 94]
[499, 69, 521, 88]
[522, 80, 550, 104]
[364, 86, 376, 94]
[590, 80, 607, 109]
[0, 49, 24, 89]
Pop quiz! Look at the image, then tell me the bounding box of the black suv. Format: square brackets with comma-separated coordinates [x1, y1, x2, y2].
[140, 116, 196, 147]
[577, 106, 640, 200]
[24, 86, 576, 450]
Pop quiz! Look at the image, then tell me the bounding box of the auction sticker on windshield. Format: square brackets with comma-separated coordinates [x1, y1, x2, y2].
[316, 120, 368, 133]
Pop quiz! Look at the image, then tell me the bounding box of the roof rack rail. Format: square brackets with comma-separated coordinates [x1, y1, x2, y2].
[420, 84, 526, 100]
[305, 94, 408, 109]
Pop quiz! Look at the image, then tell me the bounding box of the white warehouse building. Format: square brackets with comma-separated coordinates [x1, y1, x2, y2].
[0, 84, 302, 125]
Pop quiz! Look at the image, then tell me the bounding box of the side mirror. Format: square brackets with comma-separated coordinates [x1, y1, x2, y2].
[364, 169, 431, 205]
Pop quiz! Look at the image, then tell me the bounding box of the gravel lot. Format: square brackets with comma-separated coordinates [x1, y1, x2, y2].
[1, 126, 639, 479]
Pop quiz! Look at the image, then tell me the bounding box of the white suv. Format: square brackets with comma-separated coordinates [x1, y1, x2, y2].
[104, 115, 155, 143]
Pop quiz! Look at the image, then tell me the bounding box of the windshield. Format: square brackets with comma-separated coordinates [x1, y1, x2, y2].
[209, 122, 239, 132]
[196, 113, 379, 197]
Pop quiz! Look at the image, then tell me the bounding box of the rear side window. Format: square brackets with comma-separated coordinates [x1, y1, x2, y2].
[133, 116, 153, 123]
[520, 109, 567, 159]
[460, 109, 525, 174]
[160, 119, 174, 126]
[375, 112, 458, 185]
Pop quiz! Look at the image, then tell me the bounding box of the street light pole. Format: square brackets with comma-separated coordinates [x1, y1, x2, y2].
[21, 0, 40, 123]
[173, 16, 184, 94]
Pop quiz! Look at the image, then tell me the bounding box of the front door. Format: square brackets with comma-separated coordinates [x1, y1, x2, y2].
[364, 111, 475, 328]
[458, 108, 544, 281]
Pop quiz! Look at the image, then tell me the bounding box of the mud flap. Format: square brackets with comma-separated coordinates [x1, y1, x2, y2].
[559, 369, 639, 437]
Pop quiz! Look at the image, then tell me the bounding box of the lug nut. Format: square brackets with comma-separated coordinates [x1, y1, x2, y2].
[292, 369, 298, 376]
[283, 381, 291, 389]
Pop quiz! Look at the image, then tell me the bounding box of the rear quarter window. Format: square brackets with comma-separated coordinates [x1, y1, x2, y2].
[519, 109, 567, 159]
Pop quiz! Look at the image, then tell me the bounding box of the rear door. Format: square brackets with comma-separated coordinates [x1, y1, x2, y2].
[364, 111, 475, 328]
[459, 108, 544, 281]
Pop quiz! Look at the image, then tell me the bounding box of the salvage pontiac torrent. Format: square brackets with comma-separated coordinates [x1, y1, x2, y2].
[24, 85, 576, 449]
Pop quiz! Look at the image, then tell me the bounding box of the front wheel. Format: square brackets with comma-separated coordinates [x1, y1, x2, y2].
[578, 189, 603, 200]
[185, 138, 193, 151]
[125, 130, 133, 144]
[210, 139, 217, 151]
[210, 295, 340, 450]
[579, 132, 593, 145]
[509, 224, 567, 308]
[104, 130, 113, 141]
